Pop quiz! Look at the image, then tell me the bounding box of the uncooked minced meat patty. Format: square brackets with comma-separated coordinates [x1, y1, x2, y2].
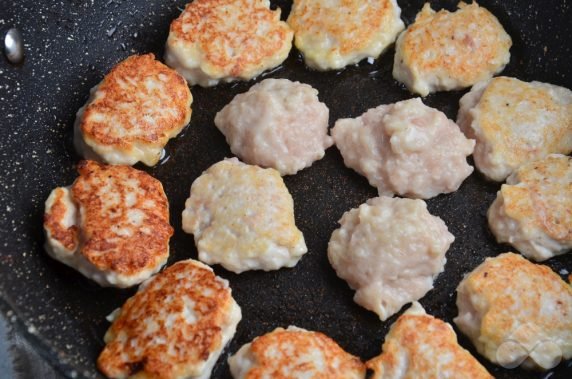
[457, 76, 572, 181]
[328, 196, 454, 320]
[182, 158, 307, 273]
[367, 302, 492, 379]
[43, 161, 173, 287]
[393, 2, 511, 96]
[455, 253, 572, 370]
[287, 0, 404, 70]
[332, 98, 474, 199]
[165, 0, 293, 87]
[74, 54, 192, 166]
[98, 259, 241, 379]
[488, 154, 572, 261]
[228, 326, 365, 378]
[214, 78, 332, 175]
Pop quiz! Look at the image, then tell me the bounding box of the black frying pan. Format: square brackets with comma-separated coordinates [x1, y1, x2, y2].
[0, 0, 570, 378]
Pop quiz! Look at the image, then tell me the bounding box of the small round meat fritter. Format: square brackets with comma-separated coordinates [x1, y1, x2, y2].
[367, 302, 493, 379]
[457, 76, 572, 181]
[165, 0, 293, 87]
[328, 196, 454, 321]
[43, 160, 173, 287]
[287, 0, 404, 70]
[332, 98, 475, 199]
[488, 154, 572, 262]
[393, 2, 511, 96]
[98, 259, 242, 379]
[454, 253, 572, 370]
[182, 158, 307, 273]
[74, 54, 192, 166]
[214, 79, 332, 175]
[228, 326, 365, 379]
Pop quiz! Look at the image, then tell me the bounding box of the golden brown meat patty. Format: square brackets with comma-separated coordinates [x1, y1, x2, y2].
[165, 0, 293, 87]
[455, 253, 572, 370]
[98, 259, 241, 379]
[367, 302, 492, 378]
[228, 326, 365, 378]
[44, 160, 173, 287]
[488, 154, 572, 261]
[74, 54, 192, 166]
[393, 2, 511, 96]
[287, 0, 404, 70]
[457, 76, 572, 181]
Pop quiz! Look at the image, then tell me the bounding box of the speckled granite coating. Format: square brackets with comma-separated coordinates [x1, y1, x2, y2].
[0, 1, 570, 378]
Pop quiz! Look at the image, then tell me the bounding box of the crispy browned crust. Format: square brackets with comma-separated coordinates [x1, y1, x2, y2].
[399, 2, 511, 86]
[72, 160, 173, 276]
[80, 53, 192, 149]
[502, 155, 572, 241]
[242, 327, 365, 378]
[367, 309, 492, 378]
[98, 259, 235, 378]
[288, 0, 396, 56]
[169, 0, 292, 78]
[43, 188, 79, 252]
[476, 78, 572, 175]
[457, 253, 572, 359]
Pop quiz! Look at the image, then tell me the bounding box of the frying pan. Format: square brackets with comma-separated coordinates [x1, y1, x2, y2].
[0, 0, 570, 378]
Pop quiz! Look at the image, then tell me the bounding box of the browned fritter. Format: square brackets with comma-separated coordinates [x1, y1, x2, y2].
[457, 76, 572, 181]
[287, 0, 404, 70]
[488, 154, 572, 261]
[393, 2, 511, 96]
[98, 259, 242, 379]
[76, 53, 192, 166]
[73, 161, 172, 275]
[367, 302, 492, 378]
[455, 253, 572, 370]
[228, 326, 365, 378]
[165, 0, 293, 86]
[43, 160, 173, 287]
[43, 187, 79, 253]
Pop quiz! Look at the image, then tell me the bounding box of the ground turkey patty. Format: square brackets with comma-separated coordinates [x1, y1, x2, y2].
[215, 78, 332, 175]
[328, 196, 454, 321]
[332, 97, 474, 199]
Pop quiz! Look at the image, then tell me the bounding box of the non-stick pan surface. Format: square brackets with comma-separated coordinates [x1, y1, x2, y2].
[0, 0, 571, 378]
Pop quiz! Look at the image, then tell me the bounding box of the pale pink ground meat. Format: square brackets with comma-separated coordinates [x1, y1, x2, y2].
[328, 196, 455, 321]
[332, 98, 475, 199]
[214, 78, 332, 175]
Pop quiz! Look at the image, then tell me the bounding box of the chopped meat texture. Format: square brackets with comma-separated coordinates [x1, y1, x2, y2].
[333, 98, 474, 199]
[215, 78, 331, 175]
[328, 196, 454, 320]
